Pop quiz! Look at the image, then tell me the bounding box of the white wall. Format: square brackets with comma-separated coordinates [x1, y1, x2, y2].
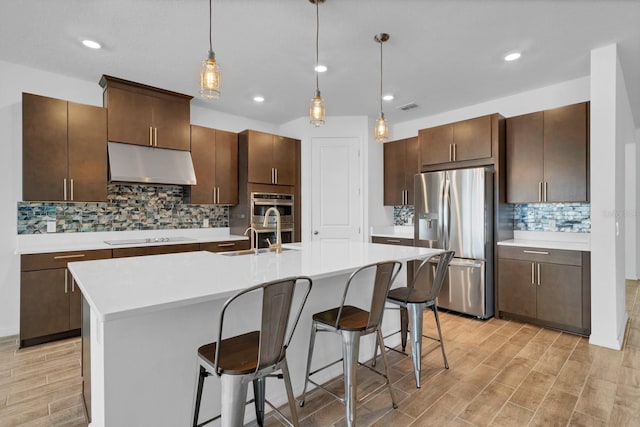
[393, 76, 590, 139]
[278, 116, 372, 242]
[0, 60, 279, 337]
[625, 143, 638, 280]
[589, 44, 636, 349]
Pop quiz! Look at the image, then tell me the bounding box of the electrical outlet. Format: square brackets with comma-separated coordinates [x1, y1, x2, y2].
[46, 221, 56, 233]
[203, 218, 209, 228]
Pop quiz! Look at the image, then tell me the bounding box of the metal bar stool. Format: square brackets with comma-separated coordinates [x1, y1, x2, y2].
[191, 276, 313, 427]
[298, 261, 402, 427]
[377, 251, 454, 388]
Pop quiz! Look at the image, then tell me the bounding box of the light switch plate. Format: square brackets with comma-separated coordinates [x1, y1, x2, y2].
[203, 218, 209, 228]
[46, 221, 56, 233]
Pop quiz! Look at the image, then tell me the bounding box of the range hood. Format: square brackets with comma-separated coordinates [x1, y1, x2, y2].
[108, 142, 197, 185]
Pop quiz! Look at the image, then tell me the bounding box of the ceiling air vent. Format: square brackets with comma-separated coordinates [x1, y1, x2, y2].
[398, 102, 418, 111]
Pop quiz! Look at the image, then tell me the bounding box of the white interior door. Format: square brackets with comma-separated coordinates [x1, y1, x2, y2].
[311, 137, 361, 242]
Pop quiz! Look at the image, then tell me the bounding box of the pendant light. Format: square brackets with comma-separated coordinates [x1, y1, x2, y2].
[374, 33, 389, 142]
[309, 0, 326, 127]
[200, 0, 221, 99]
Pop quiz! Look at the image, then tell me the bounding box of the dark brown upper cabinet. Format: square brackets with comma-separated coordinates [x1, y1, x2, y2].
[506, 102, 588, 203]
[384, 137, 419, 205]
[100, 75, 192, 151]
[23, 93, 107, 202]
[190, 125, 238, 205]
[419, 115, 492, 168]
[240, 130, 298, 186]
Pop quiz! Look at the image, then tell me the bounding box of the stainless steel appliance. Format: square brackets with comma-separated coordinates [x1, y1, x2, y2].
[414, 167, 494, 318]
[250, 192, 294, 248]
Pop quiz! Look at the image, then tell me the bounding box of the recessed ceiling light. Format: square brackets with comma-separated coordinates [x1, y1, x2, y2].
[382, 94, 394, 101]
[253, 96, 265, 102]
[315, 65, 327, 73]
[504, 52, 521, 62]
[82, 39, 101, 49]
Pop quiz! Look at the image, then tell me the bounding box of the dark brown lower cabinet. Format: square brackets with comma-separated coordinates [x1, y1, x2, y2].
[112, 243, 200, 258]
[20, 249, 112, 347]
[497, 246, 590, 336]
[200, 239, 250, 253]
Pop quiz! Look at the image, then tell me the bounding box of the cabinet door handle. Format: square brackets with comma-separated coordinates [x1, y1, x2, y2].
[538, 182, 542, 202]
[537, 263, 541, 286]
[523, 250, 549, 255]
[531, 262, 535, 285]
[64, 271, 68, 294]
[149, 127, 153, 146]
[387, 239, 401, 243]
[70, 178, 74, 201]
[544, 181, 548, 202]
[217, 243, 235, 247]
[275, 168, 278, 184]
[217, 187, 220, 204]
[53, 254, 86, 260]
[72, 276, 75, 293]
[63, 178, 67, 201]
[449, 144, 452, 162]
[453, 143, 457, 161]
[154, 127, 158, 147]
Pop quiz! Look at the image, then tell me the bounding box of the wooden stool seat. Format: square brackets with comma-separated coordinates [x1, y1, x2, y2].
[386, 287, 433, 305]
[198, 331, 285, 376]
[312, 305, 371, 331]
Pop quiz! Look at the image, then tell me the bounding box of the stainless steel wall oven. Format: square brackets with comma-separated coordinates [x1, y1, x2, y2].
[250, 192, 294, 247]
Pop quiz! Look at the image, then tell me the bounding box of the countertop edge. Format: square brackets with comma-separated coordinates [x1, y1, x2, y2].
[15, 234, 248, 255]
[497, 239, 591, 252]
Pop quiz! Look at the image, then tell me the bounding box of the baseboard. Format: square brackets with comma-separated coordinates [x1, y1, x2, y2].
[0, 326, 19, 339]
[588, 311, 628, 350]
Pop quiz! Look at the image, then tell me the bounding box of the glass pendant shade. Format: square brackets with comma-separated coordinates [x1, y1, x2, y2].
[200, 50, 221, 99]
[310, 90, 326, 127]
[375, 113, 389, 143]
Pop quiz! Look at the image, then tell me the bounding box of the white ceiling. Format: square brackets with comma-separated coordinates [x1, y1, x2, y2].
[2, 0, 640, 127]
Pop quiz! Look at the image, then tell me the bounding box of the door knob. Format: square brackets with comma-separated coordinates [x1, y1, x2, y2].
[313, 231, 319, 235]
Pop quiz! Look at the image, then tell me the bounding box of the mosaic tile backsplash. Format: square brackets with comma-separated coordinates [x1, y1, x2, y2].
[18, 184, 228, 234]
[393, 206, 415, 226]
[393, 203, 590, 232]
[514, 203, 590, 232]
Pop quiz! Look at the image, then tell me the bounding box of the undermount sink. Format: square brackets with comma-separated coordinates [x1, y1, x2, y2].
[221, 247, 296, 256]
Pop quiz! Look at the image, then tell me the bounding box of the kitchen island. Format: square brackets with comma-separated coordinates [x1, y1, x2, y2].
[68, 240, 441, 427]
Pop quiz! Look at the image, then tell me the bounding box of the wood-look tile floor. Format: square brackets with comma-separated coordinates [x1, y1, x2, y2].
[2, 280, 640, 427]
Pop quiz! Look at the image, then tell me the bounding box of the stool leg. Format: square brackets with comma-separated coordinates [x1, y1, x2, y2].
[298, 322, 317, 406]
[220, 374, 248, 427]
[252, 377, 265, 426]
[407, 303, 424, 388]
[400, 307, 409, 352]
[376, 328, 398, 409]
[192, 365, 208, 427]
[281, 358, 300, 427]
[433, 305, 449, 369]
[341, 330, 360, 427]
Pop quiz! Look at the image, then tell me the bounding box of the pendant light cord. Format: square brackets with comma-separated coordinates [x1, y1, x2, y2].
[379, 39, 383, 115]
[315, 0, 320, 92]
[209, 0, 213, 53]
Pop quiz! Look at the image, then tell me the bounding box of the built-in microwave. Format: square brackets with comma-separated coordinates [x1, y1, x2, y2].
[250, 192, 294, 233]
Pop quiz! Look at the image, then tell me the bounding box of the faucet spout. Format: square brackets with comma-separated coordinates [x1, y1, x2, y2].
[262, 207, 282, 253]
[244, 226, 258, 255]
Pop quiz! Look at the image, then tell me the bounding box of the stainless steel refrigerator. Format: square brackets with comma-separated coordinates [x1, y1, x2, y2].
[414, 167, 494, 318]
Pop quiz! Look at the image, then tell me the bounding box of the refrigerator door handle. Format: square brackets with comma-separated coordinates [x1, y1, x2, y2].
[443, 175, 451, 250]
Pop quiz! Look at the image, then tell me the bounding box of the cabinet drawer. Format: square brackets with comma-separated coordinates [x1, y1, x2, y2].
[112, 243, 200, 258]
[200, 240, 250, 253]
[21, 249, 113, 271]
[371, 236, 414, 246]
[498, 245, 582, 266]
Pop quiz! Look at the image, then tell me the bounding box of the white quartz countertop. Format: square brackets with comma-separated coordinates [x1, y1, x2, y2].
[15, 228, 247, 254]
[370, 226, 414, 239]
[68, 240, 441, 322]
[497, 231, 590, 252]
